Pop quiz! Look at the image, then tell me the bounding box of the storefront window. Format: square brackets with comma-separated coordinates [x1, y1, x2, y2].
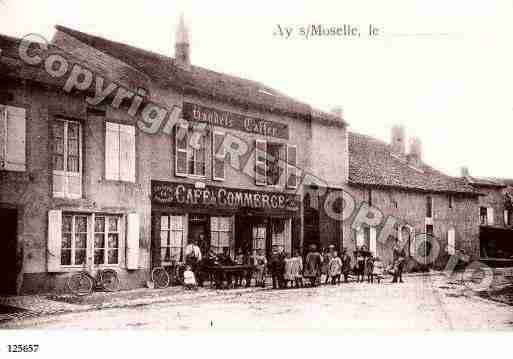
[252, 225, 266, 252]
[160, 215, 184, 262]
[271, 219, 285, 252]
[210, 217, 232, 254]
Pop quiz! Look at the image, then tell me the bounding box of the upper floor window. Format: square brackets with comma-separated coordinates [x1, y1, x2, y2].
[505, 209, 512, 226]
[480, 207, 488, 225]
[52, 119, 82, 198]
[448, 195, 453, 209]
[255, 139, 297, 188]
[0, 105, 26, 172]
[426, 196, 433, 218]
[105, 122, 135, 182]
[175, 123, 206, 177]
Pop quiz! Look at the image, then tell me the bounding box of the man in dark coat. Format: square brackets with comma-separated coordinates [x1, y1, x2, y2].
[304, 244, 322, 287]
[269, 246, 285, 289]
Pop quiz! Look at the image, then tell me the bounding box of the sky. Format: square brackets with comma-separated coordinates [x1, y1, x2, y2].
[1, 0, 512, 178]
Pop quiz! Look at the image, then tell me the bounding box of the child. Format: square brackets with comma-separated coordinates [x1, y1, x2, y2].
[328, 251, 342, 284]
[283, 252, 295, 288]
[254, 249, 267, 288]
[373, 257, 384, 284]
[292, 249, 304, 288]
[183, 265, 197, 290]
[365, 254, 374, 283]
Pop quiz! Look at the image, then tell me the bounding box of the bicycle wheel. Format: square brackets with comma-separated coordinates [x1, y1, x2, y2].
[100, 269, 120, 292]
[67, 272, 94, 296]
[151, 267, 170, 288]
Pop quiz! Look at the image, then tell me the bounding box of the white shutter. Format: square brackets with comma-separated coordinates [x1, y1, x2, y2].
[286, 145, 297, 189]
[175, 122, 188, 177]
[505, 210, 509, 227]
[119, 124, 135, 182]
[447, 228, 456, 255]
[4, 106, 26, 171]
[370, 226, 377, 255]
[487, 207, 494, 226]
[47, 210, 62, 272]
[255, 139, 267, 186]
[105, 122, 120, 180]
[126, 212, 140, 270]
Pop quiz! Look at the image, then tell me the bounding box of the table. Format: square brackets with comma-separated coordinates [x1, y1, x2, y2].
[204, 265, 255, 289]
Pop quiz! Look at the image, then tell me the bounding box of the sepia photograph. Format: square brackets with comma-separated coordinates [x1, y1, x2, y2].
[0, 0, 512, 356]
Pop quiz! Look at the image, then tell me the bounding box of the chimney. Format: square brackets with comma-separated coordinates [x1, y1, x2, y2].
[461, 166, 470, 178]
[391, 125, 405, 155]
[175, 13, 191, 71]
[407, 137, 422, 167]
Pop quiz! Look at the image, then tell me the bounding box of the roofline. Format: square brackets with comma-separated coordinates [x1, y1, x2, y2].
[347, 181, 480, 197]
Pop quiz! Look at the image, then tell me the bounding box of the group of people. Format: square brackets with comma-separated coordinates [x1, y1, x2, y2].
[180, 237, 407, 290]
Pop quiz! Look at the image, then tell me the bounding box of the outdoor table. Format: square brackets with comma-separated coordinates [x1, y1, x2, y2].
[205, 265, 254, 289]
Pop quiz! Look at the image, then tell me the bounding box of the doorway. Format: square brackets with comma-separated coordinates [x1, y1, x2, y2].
[188, 214, 209, 256]
[0, 208, 19, 295]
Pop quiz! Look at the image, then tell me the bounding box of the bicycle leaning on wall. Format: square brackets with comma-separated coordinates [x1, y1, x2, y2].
[67, 262, 120, 296]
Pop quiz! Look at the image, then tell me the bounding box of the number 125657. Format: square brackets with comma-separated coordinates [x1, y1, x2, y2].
[7, 344, 39, 353]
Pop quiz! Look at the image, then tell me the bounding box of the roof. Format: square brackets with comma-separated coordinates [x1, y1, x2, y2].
[348, 132, 478, 195]
[463, 176, 507, 188]
[53, 25, 346, 127]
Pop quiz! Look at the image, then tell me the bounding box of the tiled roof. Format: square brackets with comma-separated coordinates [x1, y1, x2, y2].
[348, 132, 478, 195]
[464, 176, 506, 188]
[54, 25, 346, 127]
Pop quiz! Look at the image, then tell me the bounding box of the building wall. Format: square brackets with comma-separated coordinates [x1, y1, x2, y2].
[341, 185, 480, 269]
[476, 186, 507, 227]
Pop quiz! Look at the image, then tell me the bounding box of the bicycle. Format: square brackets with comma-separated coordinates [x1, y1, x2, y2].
[151, 261, 184, 289]
[67, 265, 120, 296]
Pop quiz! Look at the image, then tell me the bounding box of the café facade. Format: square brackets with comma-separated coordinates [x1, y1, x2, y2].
[0, 18, 348, 294]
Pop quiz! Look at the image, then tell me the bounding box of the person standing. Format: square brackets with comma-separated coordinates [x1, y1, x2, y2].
[253, 249, 267, 288]
[304, 244, 322, 287]
[392, 241, 405, 283]
[366, 253, 374, 283]
[292, 249, 304, 288]
[269, 246, 285, 289]
[341, 249, 351, 283]
[184, 237, 202, 283]
[328, 251, 342, 284]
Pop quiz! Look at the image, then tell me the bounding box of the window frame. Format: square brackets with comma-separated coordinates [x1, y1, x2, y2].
[93, 215, 121, 266]
[210, 216, 232, 255]
[52, 118, 82, 199]
[266, 142, 285, 187]
[426, 196, 433, 218]
[105, 122, 136, 183]
[160, 214, 185, 264]
[60, 214, 88, 267]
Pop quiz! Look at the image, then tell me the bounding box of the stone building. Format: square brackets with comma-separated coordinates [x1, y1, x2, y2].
[0, 16, 348, 294]
[341, 127, 480, 270]
[461, 168, 513, 259]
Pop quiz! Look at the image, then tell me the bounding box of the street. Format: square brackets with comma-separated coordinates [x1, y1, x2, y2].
[2, 275, 513, 330]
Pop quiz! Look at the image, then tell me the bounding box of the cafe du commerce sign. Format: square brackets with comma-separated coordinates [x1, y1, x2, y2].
[152, 181, 299, 212]
[182, 102, 289, 140]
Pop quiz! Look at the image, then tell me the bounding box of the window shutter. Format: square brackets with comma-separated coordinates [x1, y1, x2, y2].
[212, 131, 225, 181]
[286, 145, 297, 189]
[126, 212, 140, 270]
[255, 139, 267, 186]
[175, 123, 188, 177]
[105, 122, 120, 180]
[447, 228, 455, 255]
[370, 226, 377, 255]
[119, 124, 135, 182]
[0, 106, 6, 169]
[487, 207, 494, 226]
[4, 106, 26, 171]
[47, 210, 62, 272]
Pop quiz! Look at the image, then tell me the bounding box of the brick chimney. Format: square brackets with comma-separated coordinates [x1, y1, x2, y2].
[461, 166, 470, 178]
[175, 13, 191, 71]
[391, 125, 405, 155]
[331, 106, 344, 121]
[407, 137, 422, 167]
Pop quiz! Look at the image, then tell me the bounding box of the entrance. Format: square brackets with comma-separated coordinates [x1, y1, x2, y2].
[188, 214, 209, 256]
[0, 208, 19, 295]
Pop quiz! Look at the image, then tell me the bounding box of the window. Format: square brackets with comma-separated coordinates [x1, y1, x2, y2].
[266, 142, 284, 186]
[255, 140, 297, 187]
[105, 122, 135, 182]
[448, 195, 453, 209]
[505, 210, 512, 227]
[210, 217, 232, 254]
[487, 207, 495, 226]
[175, 123, 206, 177]
[160, 215, 184, 262]
[212, 131, 225, 181]
[368, 189, 373, 206]
[94, 216, 120, 265]
[271, 219, 285, 252]
[426, 196, 433, 218]
[252, 225, 266, 252]
[0, 105, 26, 171]
[61, 214, 88, 266]
[52, 119, 82, 198]
[480, 207, 488, 225]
